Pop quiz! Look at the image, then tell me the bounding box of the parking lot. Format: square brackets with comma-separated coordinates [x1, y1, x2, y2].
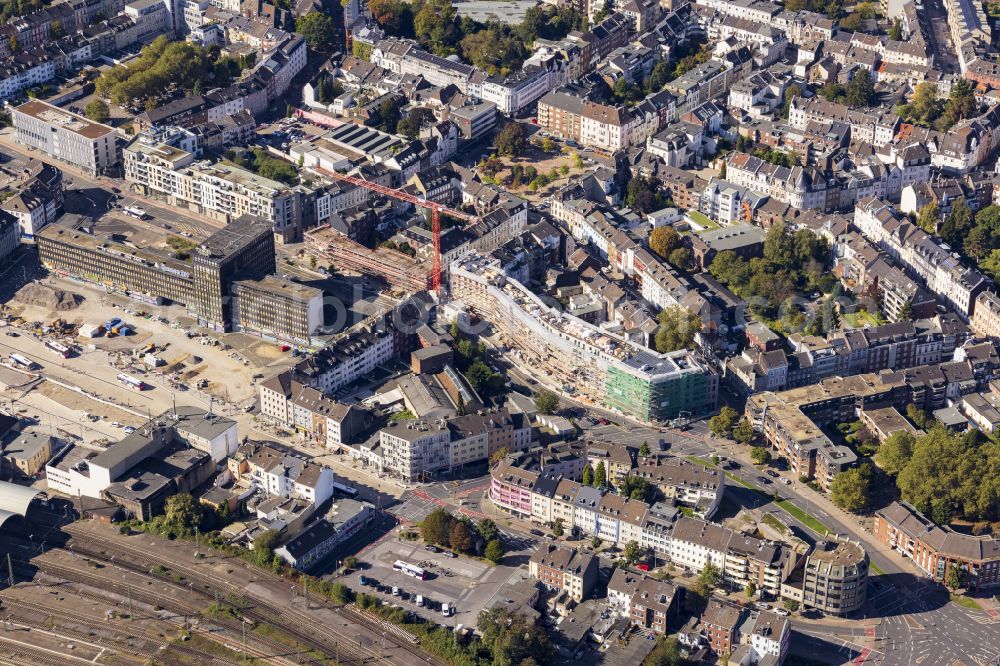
[345, 531, 525, 629]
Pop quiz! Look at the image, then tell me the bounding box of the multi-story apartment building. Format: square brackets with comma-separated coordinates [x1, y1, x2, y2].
[528, 544, 598, 601]
[477, 66, 549, 115]
[875, 501, 1000, 589]
[379, 420, 451, 482]
[124, 131, 301, 240]
[13, 100, 119, 176]
[451, 254, 718, 423]
[802, 536, 869, 615]
[701, 601, 744, 656]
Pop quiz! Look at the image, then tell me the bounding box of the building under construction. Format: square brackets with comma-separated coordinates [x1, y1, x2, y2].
[304, 225, 432, 292]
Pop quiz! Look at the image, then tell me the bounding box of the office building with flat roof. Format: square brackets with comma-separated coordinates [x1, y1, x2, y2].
[232, 275, 323, 344]
[13, 100, 119, 176]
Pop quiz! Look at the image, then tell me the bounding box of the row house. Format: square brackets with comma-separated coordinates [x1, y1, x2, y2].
[854, 198, 990, 318]
[726, 151, 829, 211]
[669, 516, 795, 597]
[633, 458, 724, 518]
[787, 95, 899, 146]
[972, 291, 1000, 339]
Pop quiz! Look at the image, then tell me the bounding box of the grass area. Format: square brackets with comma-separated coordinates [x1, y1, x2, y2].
[775, 499, 831, 535]
[950, 593, 983, 611]
[685, 210, 719, 230]
[842, 310, 886, 329]
[870, 562, 886, 576]
[761, 512, 790, 535]
[686, 455, 716, 467]
[390, 409, 416, 422]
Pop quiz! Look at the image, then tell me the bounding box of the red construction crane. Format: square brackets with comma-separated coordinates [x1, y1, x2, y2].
[315, 167, 478, 292]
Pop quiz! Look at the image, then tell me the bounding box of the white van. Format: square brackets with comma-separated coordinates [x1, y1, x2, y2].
[441, 603, 451, 617]
[416, 595, 424, 607]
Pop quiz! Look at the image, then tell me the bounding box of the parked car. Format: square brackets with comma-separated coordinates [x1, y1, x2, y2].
[425, 545, 439, 553]
[766, 470, 779, 478]
[757, 476, 771, 485]
[781, 478, 792, 485]
[392, 586, 401, 596]
[774, 608, 790, 616]
[444, 551, 457, 559]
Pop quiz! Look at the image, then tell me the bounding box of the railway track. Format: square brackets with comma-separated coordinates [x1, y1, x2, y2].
[0, 595, 240, 666]
[63, 526, 451, 666]
[4, 553, 294, 665]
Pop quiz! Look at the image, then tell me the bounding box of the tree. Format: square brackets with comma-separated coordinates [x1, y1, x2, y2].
[639, 441, 651, 457]
[591, 535, 601, 549]
[296, 12, 337, 51]
[906, 403, 930, 429]
[594, 461, 607, 488]
[479, 607, 554, 666]
[649, 226, 682, 259]
[745, 581, 757, 598]
[876, 431, 916, 475]
[489, 446, 510, 466]
[830, 463, 874, 513]
[343, 556, 359, 569]
[540, 136, 556, 152]
[940, 199, 975, 248]
[888, 17, 902, 40]
[780, 84, 803, 119]
[648, 60, 671, 93]
[709, 406, 740, 437]
[552, 518, 564, 537]
[534, 389, 560, 415]
[450, 520, 475, 553]
[582, 463, 595, 487]
[476, 519, 498, 543]
[329, 582, 354, 604]
[50, 20, 63, 38]
[896, 428, 1000, 522]
[484, 538, 504, 563]
[164, 494, 202, 532]
[622, 540, 643, 565]
[946, 565, 966, 590]
[253, 528, 280, 553]
[645, 637, 684, 666]
[764, 220, 794, 266]
[751, 446, 772, 465]
[496, 122, 526, 157]
[619, 475, 652, 502]
[932, 498, 955, 525]
[84, 99, 110, 123]
[421, 507, 453, 545]
[733, 418, 755, 444]
[625, 175, 665, 214]
[897, 299, 913, 322]
[655, 305, 702, 353]
[916, 202, 939, 233]
[937, 78, 977, 131]
[667, 247, 693, 271]
[783, 599, 800, 613]
[846, 69, 875, 107]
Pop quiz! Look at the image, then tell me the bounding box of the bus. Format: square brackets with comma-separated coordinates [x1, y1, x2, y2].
[117, 373, 146, 391]
[45, 341, 71, 358]
[332, 481, 358, 499]
[393, 560, 427, 580]
[9, 353, 36, 370]
[122, 206, 148, 220]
